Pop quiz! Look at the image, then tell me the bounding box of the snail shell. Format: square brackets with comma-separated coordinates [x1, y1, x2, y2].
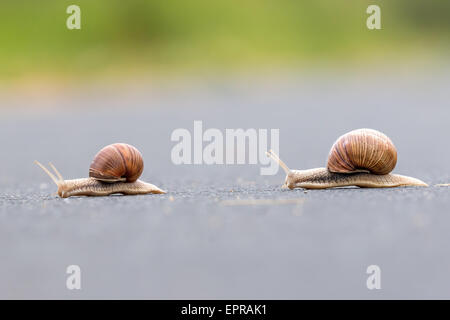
[327, 128, 397, 175]
[89, 143, 144, 183]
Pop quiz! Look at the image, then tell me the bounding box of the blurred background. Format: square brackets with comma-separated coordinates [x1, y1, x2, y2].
[1, 1, 450, 299]
[1, 0, 449, 88]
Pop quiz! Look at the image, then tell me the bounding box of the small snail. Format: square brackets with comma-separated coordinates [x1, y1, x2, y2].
[36, 143, 166, 198]
[267, 128, 428, 189]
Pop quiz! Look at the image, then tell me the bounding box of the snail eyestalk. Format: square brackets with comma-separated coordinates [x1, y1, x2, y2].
[34, 161, 63, 186]
[49, 162, 64, 182]
[266, 149, 291, 174]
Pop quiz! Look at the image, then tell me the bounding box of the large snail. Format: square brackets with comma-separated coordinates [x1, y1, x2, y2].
[267, 128, 428, 189]
[36, 143, 166, 198]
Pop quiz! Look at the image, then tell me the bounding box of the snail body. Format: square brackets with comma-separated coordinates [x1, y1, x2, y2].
[281, 167, 427, 189]
[36, 143, 166, 198]
[267, 129, 428, 190]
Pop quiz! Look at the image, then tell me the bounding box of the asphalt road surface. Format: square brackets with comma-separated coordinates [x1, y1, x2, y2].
[0, 70, 449, 299]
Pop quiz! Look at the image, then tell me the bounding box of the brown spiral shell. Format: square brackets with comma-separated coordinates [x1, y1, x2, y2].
[89, 143, 144, 183]
[327, 129, 397, 175]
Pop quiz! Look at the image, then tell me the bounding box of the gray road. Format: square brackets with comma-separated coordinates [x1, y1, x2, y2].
[0, 70, 449, 299]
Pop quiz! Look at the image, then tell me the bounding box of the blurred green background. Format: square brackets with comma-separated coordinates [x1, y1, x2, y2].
[1, 0, 449, 84]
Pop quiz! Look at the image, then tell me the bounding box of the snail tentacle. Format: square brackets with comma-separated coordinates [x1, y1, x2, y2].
[266, 149, 291, 174]
[49, 162, 64, 181]
[35, 161, 61, 186]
